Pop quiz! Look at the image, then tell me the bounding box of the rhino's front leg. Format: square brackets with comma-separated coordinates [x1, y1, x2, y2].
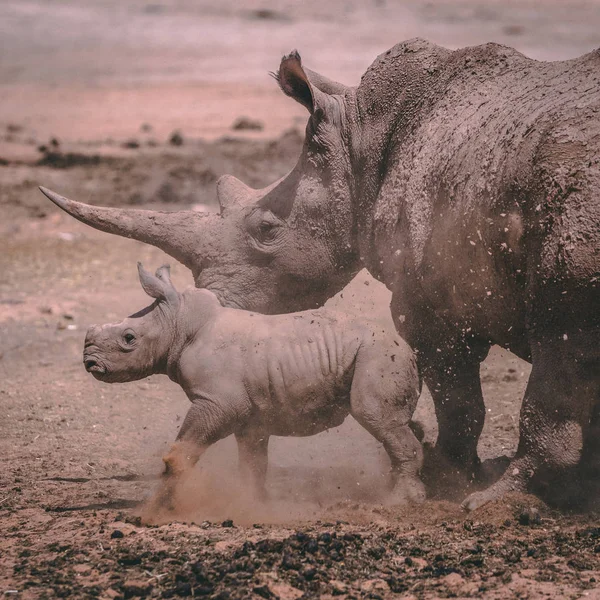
[141, 399, 239, 521]
[235, 429, 270, 502]
[419, 347, 490, 498]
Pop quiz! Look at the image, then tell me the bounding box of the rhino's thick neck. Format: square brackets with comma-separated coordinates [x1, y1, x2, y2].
[351, 39, 453, 267]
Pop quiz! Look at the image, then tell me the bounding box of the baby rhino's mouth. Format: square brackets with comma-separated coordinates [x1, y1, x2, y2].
[83, 356, 106, 375]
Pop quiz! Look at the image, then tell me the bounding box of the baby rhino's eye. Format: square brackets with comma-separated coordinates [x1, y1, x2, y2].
[123, 332, 136, 344]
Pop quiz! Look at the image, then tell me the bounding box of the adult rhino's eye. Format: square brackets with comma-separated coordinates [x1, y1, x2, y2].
[257, 221, 278, 241]
[123, 332, 136, 344]
[245, 209, 283, 252]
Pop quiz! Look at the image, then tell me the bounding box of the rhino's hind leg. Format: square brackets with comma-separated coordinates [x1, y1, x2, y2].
[350, 355, 425, 504]
[463, 329, 599, 511]
[235, 429, 270, 502]
[383, 424, 426, 505]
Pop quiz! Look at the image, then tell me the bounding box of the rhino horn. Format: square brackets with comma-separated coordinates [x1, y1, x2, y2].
[39, 186, 217, 272]
[216, 175, 256, 212]
[216, 174, 286, 214]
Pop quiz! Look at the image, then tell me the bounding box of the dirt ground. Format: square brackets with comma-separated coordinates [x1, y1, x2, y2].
[2, 1, 600, 598]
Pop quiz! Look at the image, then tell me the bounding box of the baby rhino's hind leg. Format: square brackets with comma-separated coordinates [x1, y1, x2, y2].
[350, 342, 425, 504]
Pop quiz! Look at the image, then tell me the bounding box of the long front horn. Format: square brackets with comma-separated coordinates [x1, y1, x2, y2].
[39, 186, 217, 272]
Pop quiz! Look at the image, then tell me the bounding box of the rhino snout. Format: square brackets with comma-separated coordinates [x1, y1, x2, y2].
[84, 358, 105, 373]
[83, 355, 106, 374]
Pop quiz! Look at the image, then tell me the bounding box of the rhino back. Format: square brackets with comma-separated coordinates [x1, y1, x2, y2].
[357, 39, 600, 349]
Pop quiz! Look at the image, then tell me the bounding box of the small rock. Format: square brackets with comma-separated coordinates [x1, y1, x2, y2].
[268, 583, 303, 600]
[169, 130, 184, 146]
[518, 507, 541, 526]
[39, 305, 53, 315]
[174, 583, 192, 596]
[140, 123, 153, 133]
[406, 557, 428, 569]
[63, 313, 74, 320]
[73, 563, 91, 574]
[281, 552, 300, 570]
[504, 548, 522, 563]
[330, 580, 347, 594]
[232, 116, 264, 131]
[122, 139, 140, 149]
[111, 529, 125, 539]
[248, 8, 290, 21]
[443, 572, 465, 588]
[0, 298, 23, 305]
[121, 579, 152, 598]
[360, 579, 390, 594]
[503, 24, 525, 36]
[221, 519, 234, 528]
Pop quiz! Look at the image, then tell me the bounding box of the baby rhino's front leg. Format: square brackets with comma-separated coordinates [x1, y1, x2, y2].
[141, 399, 239, 522]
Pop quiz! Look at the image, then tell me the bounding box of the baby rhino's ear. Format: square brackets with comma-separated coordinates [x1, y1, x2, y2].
[155, 264, 173, 286]
[137, 263, 179, 307]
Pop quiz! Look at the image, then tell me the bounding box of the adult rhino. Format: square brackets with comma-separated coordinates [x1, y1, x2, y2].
[40, 39, 600, 510]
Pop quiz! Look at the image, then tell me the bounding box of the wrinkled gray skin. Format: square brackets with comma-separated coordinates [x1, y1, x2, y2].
[42, 39, 600, 509]
[84, 263, 424, 513]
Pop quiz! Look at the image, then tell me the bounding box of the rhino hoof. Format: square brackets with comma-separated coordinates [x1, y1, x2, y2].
[461, 487, 498, 511]
[387, 478, 426, 505]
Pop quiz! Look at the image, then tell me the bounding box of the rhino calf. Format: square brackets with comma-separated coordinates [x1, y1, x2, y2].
[83, 264, 424, 514]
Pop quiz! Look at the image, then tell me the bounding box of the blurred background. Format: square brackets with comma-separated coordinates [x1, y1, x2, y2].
[2, 0, 600, 144]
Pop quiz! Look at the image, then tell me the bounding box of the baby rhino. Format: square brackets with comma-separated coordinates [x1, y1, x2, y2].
[84, 264, 424, 514]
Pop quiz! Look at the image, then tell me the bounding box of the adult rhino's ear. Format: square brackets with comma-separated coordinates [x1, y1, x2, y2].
[137, 263, 179, 307]
[274, 51, 346, 114]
